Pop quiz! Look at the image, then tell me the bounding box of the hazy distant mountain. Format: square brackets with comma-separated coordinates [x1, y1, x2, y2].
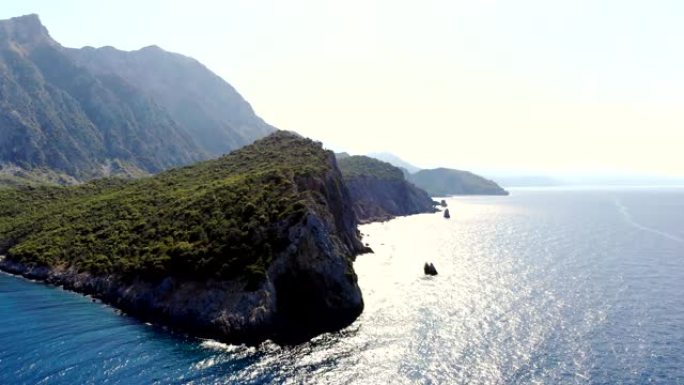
[0, 14, 274, 182]
[367, 152, 421, 174]
[408, 168, 508, 196]
[335, 152, 351, 160]
[67, 44, 275, 157]
[0, 14, 204, 180]
[366, 153, 509, 195]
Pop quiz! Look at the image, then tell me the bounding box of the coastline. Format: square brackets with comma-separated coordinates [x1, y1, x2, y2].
[0, 255, 276, 344]
[0, 211, 368, 346]
[0, 202, 422, 346]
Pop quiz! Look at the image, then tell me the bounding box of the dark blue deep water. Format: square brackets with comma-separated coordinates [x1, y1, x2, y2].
[2, 188, 684, 384]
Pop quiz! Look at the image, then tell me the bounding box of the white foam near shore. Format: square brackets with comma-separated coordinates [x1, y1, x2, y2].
[199, 339, 246, 353]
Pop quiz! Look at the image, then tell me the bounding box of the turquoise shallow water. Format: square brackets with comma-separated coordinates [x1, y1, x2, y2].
[1, 188, 684, 384]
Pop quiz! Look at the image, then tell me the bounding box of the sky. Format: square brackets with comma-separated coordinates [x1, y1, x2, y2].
[2, 0, 684, 177]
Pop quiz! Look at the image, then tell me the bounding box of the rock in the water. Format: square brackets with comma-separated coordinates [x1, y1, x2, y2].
[423, 262, 438, 276]
[440, 199, 448, 207]
[443, 209, 450, 219]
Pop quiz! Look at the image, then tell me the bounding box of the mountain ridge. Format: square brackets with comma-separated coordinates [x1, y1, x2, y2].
[367, 152, 421, 174]
[0, 14, 274, 183]
[67, 43, 275, 156]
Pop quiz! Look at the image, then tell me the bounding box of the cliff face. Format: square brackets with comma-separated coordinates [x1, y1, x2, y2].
[338, 156, 436, 222]
[0, 132, 366, 344]
[344, 177, 437, 223]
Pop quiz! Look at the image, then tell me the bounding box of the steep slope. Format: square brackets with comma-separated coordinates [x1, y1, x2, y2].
[0, 14, 277, 184]
[0, 14, 205, 181]
[338, 155, 436, 222]
[0, 131, 367, 344]
[409, 168, 509, 196]
[67, 44, 276, 156]
[367, 152, 421, 174]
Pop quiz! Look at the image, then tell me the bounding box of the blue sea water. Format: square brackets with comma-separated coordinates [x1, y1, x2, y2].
[1, 187, 684, 384]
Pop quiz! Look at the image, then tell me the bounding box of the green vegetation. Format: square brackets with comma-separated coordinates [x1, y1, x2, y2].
[0, 132, 334, 285]
[408, 168, 509, 196]
[338, 156, 405, 181]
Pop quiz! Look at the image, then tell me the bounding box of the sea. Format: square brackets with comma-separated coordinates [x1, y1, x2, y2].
[1, 187, 683, 384]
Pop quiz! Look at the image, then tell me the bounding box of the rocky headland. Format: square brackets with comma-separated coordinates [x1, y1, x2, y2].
[0, 132, 368, 344]
[337, 155, 437, 223]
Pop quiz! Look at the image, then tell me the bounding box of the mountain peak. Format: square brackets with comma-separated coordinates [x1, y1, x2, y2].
[0, 14, 54, 47]
[140, 44, 163, 51]
[367, 152, 421, 174]
[6, 13, 42, 25]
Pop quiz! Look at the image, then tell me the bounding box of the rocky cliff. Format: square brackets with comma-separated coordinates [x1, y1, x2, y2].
[338, 155, 436, 222]
[0, 131, 367, 344]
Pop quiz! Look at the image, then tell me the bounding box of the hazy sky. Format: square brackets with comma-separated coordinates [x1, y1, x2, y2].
[2, 1, 683, 176]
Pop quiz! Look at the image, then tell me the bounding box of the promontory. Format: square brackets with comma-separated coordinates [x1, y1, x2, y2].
[0, 131, 367, 344]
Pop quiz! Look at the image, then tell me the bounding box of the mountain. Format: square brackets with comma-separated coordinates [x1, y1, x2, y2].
[338, 155, 436, 222]
[335, 152, 351, 160]
[67, 44, 275, 157]
[367, 152, 421, 174]
[0, 14, 204, 180]
[408, 168, 509, 196]
[0, 131, 367, 344]
[0, 14, 274, 183]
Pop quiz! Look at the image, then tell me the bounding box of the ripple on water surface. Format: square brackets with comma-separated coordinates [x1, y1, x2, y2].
[1, 188, 684, 384]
